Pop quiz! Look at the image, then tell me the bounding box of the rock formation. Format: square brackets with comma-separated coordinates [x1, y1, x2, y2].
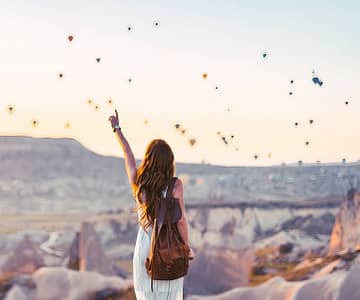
[0, 235, 45, 275]
[328, 189, 360, 255]
[187, 264, 360, 300]
[184, 245, 255, 296]
[2, 267, 134, 300]
[67, 221, 121, 277]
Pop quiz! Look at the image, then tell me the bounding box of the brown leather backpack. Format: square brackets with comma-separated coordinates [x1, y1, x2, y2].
[145, 176, 190, 292]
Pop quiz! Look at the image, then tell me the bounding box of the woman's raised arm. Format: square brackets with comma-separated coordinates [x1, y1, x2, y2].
[108, 109, 137, 189]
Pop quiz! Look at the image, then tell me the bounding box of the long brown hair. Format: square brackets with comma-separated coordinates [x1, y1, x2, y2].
[133, 139, 175, 232]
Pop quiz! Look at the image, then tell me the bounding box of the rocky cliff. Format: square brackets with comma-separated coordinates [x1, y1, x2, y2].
[328, 188, 360, 255]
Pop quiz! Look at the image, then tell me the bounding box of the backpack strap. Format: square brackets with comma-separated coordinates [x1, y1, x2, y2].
[156, 177, 177, 235]
[149, 177, 178, 292]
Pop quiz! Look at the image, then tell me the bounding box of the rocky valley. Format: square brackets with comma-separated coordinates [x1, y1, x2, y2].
[1, 136, 360, 299]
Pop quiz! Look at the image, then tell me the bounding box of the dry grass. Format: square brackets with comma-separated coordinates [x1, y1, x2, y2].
[0, 212, 135, 233]
[249, 251, 340, 286]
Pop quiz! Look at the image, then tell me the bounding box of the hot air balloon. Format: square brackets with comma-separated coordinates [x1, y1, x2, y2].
[309, 119, 314, 125]
[290, 80, 294, 84]
[153, 20, 160, 28]
[305, 141, 310, 146]
[289, 91, 293, 96]
[294, 122, 299, 127]
[202, 73, 208, 79]
[94, 104, 100, 111]
[107, 99, 113, 106]
[96, 57, 101, 63]
[345, 101, 349, 106]
[261, 51, 268, 59]
[87, 98, 93, 105]
[31, 119, 39, 128]
[174, 123, 180, 129]
[312, 70, 324, 86]
[6, 105, 15, 114]
[58, 73, 64, 79]
[254, 154, 258, 160]
[68, 35, 73, 42]
[312, 77, 323, 86]
[189, 138, 196, 147]
[65, 122, 71, 129]
[181, 129, 186, 135]
[127, 25, 133, 32]
[144, 119, 149, 125]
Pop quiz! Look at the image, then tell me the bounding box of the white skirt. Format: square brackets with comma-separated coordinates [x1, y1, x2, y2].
[132, 224, 184, 300]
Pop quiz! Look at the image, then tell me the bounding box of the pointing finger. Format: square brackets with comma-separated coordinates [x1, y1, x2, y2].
[115, 109, 119, 119]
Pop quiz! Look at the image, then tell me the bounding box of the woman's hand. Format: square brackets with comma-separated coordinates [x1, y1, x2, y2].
[188, 247, 195, 260]
[108, 109, 120, 129]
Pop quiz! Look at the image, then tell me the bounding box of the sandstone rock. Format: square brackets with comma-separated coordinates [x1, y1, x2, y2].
[328, 189, 360, 255]
[186, 265, 358, 300]
[68, 222, 118, 276]
[32, 267, 133, 300]
[0, 235, 45, 275]
[184, 245, 254, 296]
[3, 285, 28, 300]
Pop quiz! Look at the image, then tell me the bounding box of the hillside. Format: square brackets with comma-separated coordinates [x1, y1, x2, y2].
[0, 135, 359, 214]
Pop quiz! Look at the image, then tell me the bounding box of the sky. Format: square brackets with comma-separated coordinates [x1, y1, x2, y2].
[0, 0, 360, 166]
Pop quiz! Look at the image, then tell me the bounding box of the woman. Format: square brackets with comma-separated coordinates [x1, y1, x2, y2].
[108, 109, 195, 300]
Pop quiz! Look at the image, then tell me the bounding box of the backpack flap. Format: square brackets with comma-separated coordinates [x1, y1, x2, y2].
[159, 244, 190, 263]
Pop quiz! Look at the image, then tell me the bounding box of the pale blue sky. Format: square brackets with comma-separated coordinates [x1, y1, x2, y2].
[0, 0, 359, 166]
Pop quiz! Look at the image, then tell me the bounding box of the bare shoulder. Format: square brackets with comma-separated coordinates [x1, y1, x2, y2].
[172, 177, 183, 198]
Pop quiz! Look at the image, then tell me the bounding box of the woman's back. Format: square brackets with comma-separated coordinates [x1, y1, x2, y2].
[133, 181, 184, 299]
